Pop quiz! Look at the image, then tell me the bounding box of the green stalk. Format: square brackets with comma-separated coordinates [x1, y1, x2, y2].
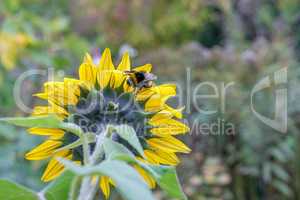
[77, 134, 92, 200]
[81, 134, 90, 165]
[68, 176, 81, 200]
[86, 177, 100, 200]
[59, 122, 83, 137]
[77, 127, 110, 200]
[90, 125, 113, 164]
[77, 177, 91, 200]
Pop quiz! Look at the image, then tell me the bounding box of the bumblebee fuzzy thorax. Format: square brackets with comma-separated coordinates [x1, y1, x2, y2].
[125, 70, 157, 89]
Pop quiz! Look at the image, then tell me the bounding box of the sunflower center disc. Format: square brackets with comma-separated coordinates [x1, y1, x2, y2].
[63, 88, 149, 162]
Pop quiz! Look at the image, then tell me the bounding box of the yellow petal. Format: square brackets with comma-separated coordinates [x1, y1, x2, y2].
[41, 150, 72, 182]
[123, 80, 134, 92]
[43, 82, 64, 94]
[144, 150, 159, 165]
[151, 84, 177, 97]
[155, 150, 179, 165]
[136, 84, 176, 102]
[144, 95, 171, 112]
[134, 64, 152, 72]
[100, 176, 111, 199]
[144, 149, 179, 165]
[63, 78, 82, 96]
[117, 52, 130, 71]
[143, 84, 178, 111]
[149, 110, 173, 125]
[150, 119, 190, 135]
[25, 140, 62, 160]
[136, 88, 156, 101]
[35, 80, 81, 106]
[163, 105, 184, 119]
[133, 165, 156, 188]
[98, 71, 112, 89]
[34, 92, 78, 106]
[147, 136, 191, 153]
[31, 103, 68, 118]
[79, 62, 97, 88]
[110, 70, 126, 89]
[84, 53, 94, 65]
[99, 48, 114, 71]
[49, 134, 64, 140]
[27, 127, 64, 138]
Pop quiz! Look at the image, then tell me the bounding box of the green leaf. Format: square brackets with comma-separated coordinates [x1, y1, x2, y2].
[103, 137, 135, 160]
[59, 159, 155, 200]
[54, 132, 96, 153]
[0, 115, 62, 129]
[54, 139, 83, 153]
[103, 138, 187, 200]
[42, 171, 75, 200]
[0, 115, 84, 137]
[59, 122, 84, 137]
[113, 124, 144, 157]
[0, 179, 38, 200]
[148, 165, 187, 200]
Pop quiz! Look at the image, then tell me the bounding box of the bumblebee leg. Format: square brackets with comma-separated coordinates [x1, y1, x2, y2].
[127, 79, 134, 87]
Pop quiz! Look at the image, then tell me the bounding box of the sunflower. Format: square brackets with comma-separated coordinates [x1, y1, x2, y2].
[25, 48, 190, 199]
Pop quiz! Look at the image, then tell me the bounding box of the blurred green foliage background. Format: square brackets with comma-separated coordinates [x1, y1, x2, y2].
[1, 0, 300, 199]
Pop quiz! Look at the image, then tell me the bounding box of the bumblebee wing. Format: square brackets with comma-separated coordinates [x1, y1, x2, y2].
[144, 73, 157, 81]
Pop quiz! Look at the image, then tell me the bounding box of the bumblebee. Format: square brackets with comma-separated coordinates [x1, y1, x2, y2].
[124, 70, 157, 89]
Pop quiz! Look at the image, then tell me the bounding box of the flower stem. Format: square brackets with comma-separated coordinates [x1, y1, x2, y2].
[81, 134, 90, 165]
[77, 134, 92, 200]
[68, 176, 81, 200]
[90, 134, 105, 164]
[77, 127, 109, 200]
[85, 177, 100, 200]
[77, 177, 91, 200]
[60, 122, 83, 137]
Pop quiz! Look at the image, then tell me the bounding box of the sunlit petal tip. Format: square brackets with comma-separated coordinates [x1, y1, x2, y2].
[99, 48, 114, 71]
[41, 150, 71, 182]
[185, 125, 190, 133]
[134, 64, 152, 72]
[33, 93, 46, 98]
[25, 140, 62, 160]
[164, 105, 185, 119]
[117, 52, 131, 71]
[185, 146, 192, 153]
[123, 51, 130, 59]
[79, 62, 97, 87]
[27, 127, 64, 137]
[84, 52, 93, 63]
